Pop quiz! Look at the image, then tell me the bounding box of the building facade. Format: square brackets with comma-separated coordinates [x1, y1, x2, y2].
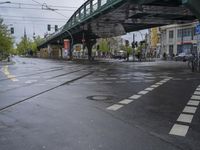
[160, 22, 199, 57]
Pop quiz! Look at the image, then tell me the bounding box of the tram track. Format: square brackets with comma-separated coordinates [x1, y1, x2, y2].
[0, 71, 94, 112]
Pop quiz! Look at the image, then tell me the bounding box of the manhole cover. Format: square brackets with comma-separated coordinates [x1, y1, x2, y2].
[87, 95, 113, 101]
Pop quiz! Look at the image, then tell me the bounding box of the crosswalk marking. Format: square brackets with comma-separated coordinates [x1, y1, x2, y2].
[187, 100, 200, 106]
[177, 114, 193, 123]
[182, 106, 197, 114]
[119, 99, 134, 105]
[169, 124, 189, 137]
[107, 104, 123, 111]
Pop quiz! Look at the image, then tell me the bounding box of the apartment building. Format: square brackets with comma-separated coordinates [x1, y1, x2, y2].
[160, 22, 199, 57]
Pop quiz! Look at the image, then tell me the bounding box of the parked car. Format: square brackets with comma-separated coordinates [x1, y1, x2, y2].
[175, 52, 193, 61]
[112, 51, 126, 59]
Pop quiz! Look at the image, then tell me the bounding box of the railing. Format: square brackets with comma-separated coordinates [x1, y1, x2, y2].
[41, 0, 123, 45]
[63, 0, 123, 30]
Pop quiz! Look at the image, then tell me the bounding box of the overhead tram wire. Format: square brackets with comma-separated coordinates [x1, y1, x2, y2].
[0, 15, 69, 21]
[3, 18, 66, 23]
[9, 2, 78, 9]
[0, 6, 75, 11]
[31, 0, 69, 19]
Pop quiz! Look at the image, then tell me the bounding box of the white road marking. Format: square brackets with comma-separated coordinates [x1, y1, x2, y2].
[183, 106, 197, 114]
[155, 82, 164, 85]
[169, 124, 189, 137]
[129, 95, 141, 99]
[196, 88, 200, 91]
[145, 87, 154, 91]
[159, 80, 167, 83]
[107, 104, 123, 111]
[194, 91, 200, 95]
[145, 77, 156, 79]
[187, 100, 200, 106]
[107, 78, 172, 111]
[25, 80, 37, 84]
[191, 95, 200, 100]
[177, 114, 194, 123]
[119, 99, 134, 105]
[138, 90, 149, 95]
[151, 85, 160, 88]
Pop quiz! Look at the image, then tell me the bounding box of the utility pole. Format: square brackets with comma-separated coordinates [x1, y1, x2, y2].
[132, 33, 135, 61]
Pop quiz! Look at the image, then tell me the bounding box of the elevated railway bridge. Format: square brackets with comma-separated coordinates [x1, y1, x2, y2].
[38, 0, 200, 60]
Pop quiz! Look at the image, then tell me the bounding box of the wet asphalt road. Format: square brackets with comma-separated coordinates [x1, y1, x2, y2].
[0, 56, 200, 150]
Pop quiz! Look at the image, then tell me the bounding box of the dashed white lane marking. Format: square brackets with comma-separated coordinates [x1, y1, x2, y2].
[129, 95, 141, 99]
[196, 88, 200, 91]
[25, 80, 37, 84]
[138, 90, 149, 95]
[107, 104, 124, 111]
[151, 85, 160, 88]
[155, 82, 164, 85]
[107, 78, 172, 111]
[159, 80, 167, 83]
[187, 100, 200, 106]
[169, 84, 200, 137]
[191, 95, 200, 100]
[194, 91, 200, 95]
[119, 99, 134, 105]
[169, 124, 189, 137]
[177, 114, 194, 123]
[183, 106, 197, 114]
[145, 87, 154, 91]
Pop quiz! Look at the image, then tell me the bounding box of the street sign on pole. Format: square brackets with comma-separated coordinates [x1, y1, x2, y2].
[196, 24, 200, 34]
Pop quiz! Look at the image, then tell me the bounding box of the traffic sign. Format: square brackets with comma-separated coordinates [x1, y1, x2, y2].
[196, 24, 200, 34]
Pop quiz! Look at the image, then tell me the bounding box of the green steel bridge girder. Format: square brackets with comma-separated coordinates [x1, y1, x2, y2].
[182, 0, 200, 19]
[38, 0, 200, 48]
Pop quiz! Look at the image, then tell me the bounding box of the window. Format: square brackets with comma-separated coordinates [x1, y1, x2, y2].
[169, 45, 174, 56]
[169, 30, 174, 39]
[178, 28, 192, 38]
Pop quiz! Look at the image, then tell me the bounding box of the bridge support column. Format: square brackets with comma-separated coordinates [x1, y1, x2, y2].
[85, 39, 96, 61]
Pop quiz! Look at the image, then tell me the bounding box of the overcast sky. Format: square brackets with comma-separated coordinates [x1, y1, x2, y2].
[0, 0, 147, 44]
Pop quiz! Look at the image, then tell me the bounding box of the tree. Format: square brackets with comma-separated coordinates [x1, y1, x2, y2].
[16, 37, 32, 55]
[0, 18, 13, 60]
[99, 38, 109, 53]
[16, 36, 43, 56]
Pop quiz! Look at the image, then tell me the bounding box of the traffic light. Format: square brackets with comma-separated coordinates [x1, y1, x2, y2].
[10, 27, 14, 34]
[55, 25, 58, 32]
[47, 24, 51, 31]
